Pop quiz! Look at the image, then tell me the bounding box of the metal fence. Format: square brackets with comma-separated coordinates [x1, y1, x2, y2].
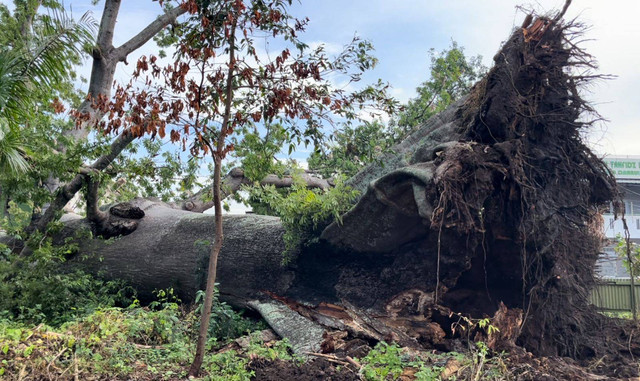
[590, 277, 640, 311]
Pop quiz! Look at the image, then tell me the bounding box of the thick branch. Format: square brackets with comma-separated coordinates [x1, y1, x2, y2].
[94, 0, 121, 59]
[82, 171, 108, 225]
[63, 4, 186, 142]
[175, 168, 333, 213]
[83, 173, 142, 238]
[32, 130, 137, 234]
[260, 173, 332, 190]
[114, 5, 187, 62]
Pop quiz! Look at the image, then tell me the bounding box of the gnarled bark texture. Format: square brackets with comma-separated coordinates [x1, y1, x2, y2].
[62, 199, 294, 306]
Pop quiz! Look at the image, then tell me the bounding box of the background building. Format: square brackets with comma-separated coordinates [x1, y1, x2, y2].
[597, 156, 640, 278]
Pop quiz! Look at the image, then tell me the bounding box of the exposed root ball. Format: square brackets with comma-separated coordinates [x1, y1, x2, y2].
[430, 15, 617, 357]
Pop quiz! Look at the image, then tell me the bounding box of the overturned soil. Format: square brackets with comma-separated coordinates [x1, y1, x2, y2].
[249, 358, 359, 381]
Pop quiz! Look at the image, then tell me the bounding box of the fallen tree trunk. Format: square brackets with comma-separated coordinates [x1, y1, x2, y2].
[60, 198, 500, 357]
[63, 198, 456, 313]
[62, 199, 295, 306]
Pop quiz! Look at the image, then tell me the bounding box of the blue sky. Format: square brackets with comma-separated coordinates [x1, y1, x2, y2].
[287, 0, 640, 157]
[4, 0, 640, 156]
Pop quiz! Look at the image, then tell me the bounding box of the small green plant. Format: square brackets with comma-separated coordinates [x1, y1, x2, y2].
[471, 341, 489, 381]
[357, 342, 456, 381]
[450, 314, 499, 346]
[247, 335, 298, 362]
[477, 317, 500, 336]
[194, 289, 266, 341]
[359, 342, 407, 380]
[247, 174, 359, 262]
[613, 234, 640, 320]
[614, 233, 640, 276]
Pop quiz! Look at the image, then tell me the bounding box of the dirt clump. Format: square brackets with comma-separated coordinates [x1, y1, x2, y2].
[248, 358, 359, 381]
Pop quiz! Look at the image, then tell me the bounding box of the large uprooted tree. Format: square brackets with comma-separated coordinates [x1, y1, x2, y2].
[6, 3, 635, 369]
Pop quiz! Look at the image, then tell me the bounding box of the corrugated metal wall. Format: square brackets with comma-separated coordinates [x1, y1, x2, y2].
[590, 278, 640, 311]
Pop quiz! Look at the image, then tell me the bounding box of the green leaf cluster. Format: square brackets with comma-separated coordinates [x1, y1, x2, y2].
[391, 41, 486, 139]
[234, 123, 289, 182]
[309, 120, 391, 178]
[247, 174, 359, 262]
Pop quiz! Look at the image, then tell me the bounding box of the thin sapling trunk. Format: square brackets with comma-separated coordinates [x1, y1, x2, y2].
[189, 19, 237, 377]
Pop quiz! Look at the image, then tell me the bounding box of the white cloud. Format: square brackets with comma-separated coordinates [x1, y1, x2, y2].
[307, 41, 345, 56]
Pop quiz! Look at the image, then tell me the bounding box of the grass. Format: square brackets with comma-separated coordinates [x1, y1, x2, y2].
[599, 310, 634, 319]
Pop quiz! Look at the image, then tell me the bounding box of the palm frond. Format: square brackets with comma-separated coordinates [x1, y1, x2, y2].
[0, 6, 97, 176]
[23, 8, 97, 89]
[0, 50, 30, 127]
[0, 118, 29, 174]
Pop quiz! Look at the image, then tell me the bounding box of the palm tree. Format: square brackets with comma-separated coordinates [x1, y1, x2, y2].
[0, 7, 95, 176]
[0, 5, 95, 221]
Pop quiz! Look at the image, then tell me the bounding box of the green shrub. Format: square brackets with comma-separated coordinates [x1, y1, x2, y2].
[194, 289, 266, 342]
[247, 174, 359, 261]
[0, 254, 134, 326]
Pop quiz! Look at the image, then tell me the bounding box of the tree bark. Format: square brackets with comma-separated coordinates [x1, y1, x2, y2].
[61, 200, 295, 306]
[81, 170, 143, 238]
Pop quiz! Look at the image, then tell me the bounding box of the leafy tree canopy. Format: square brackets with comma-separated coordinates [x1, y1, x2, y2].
[308, 42, 486, 179]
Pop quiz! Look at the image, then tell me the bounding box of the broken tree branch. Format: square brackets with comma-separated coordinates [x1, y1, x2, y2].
[30, 129, 137, 235]
[173, 168, 334, 213]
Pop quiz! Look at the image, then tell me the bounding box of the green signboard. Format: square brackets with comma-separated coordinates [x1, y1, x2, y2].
[606, 158, 640, 179]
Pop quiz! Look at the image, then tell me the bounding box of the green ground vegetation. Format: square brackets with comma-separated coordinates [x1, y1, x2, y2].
[0, 280, 284, 380]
